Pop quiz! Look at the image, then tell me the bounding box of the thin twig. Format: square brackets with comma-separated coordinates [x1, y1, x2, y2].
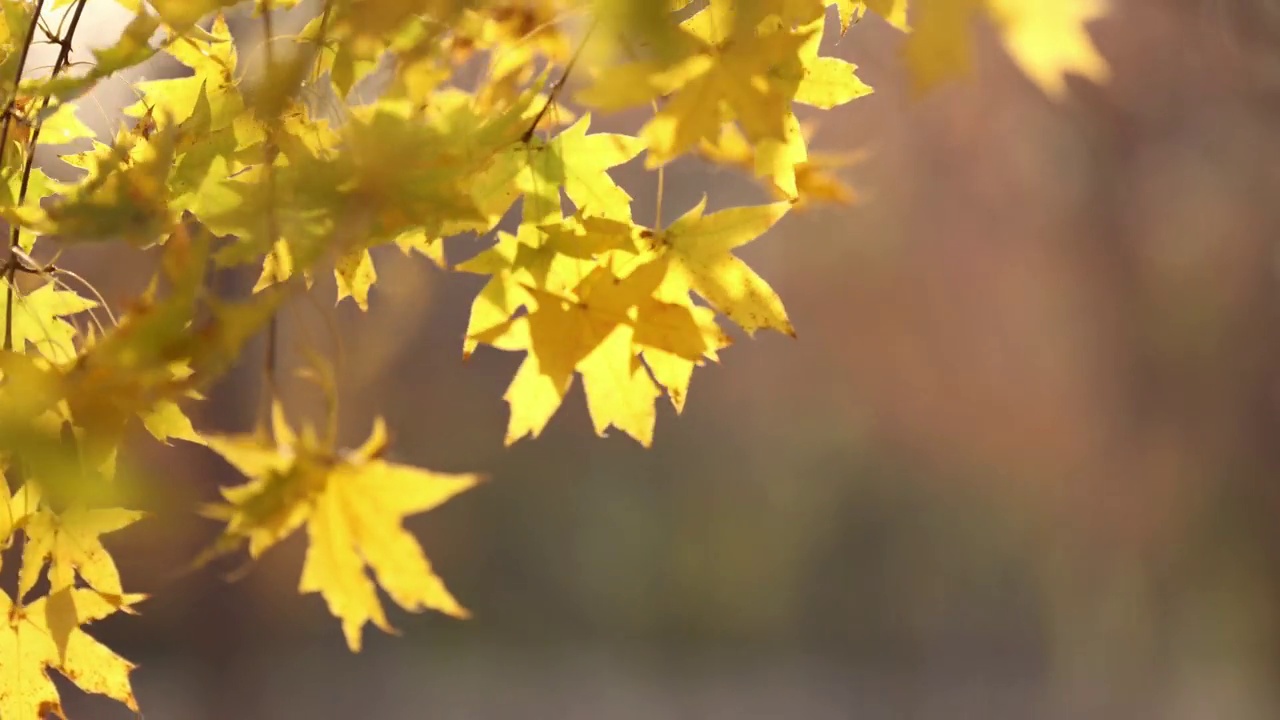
[520, 16, 598, 143]
[0, 0, 48, 172]
[0, 2, 43, 631]
[4, 0, 85, 352]
[472, 5, 586, 111]
[310, 0, 335, 85]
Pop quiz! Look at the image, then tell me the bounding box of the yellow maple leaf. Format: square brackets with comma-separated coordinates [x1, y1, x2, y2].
[468, 113, 644, 231]
[471, 245, 733, 445]
[576, 2, 811, 167]
[0, 282, 96, 363]
[457, 230, 539, 358]
[987, 0, 1110, 98]
[646, 198, 796, 337]
[905, 0, 1110, 98]
[200, 407, 480, 651]
[21, 125, 179, 247]
[334, 248, 378, 310]
[457, 213, 639, 356]
[0, 588, 143, 719]
[141, 398, 205, 446]
[477, 264, 666, 446]
[15, 494, 147, 600]
[793, 19, 874, 110]
[126, 14, 242, 131]
[460, 196, 784, 444]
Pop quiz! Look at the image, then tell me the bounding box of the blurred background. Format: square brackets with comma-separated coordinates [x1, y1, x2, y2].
[28, 0, 1280, 717]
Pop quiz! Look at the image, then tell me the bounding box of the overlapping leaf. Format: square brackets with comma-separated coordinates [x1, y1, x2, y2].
[0, 479, 145, 719]
[0, 587, 143, 719]
[464, 199, 789, 446]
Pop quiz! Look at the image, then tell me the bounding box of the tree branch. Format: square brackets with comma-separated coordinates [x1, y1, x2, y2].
[4, 0, 88, 351]
[0, 0, 47, 172]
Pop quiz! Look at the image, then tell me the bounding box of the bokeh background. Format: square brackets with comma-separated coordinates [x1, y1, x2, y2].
[24, 0, 1280, 717]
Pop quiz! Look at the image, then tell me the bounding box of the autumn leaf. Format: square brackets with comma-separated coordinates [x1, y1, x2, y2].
[475, 263, 667, 446]
[0, 282, 97, 362]
[200, 407, 480, 651]
[576, 2, 812, 167]
[16, 498, 146, 601]
[646, 198, 796, 337]
[457, 213, 637, 353]
[793, 19, 874, 110]
[0, 0, 1119, 710]
[0, 588, 144, 719]
[126, 14, 242, 131]
[468, 231, 737, 445]
[469, 113, 644, 230]
[904, 0, 1110, 98]
[22, 127, 179, 247]
[334, 248, 378, 310]
[141, 399, 205, 446]
[987, 0, 1110, 98]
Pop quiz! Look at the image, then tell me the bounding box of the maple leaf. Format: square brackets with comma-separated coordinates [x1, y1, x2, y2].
[19, 127, 179, 247]
[904, 0, 1110, 98]
[141, 399, 205, 445]
[476, 263, 666, 446]
[986, 0, 1110, 98]
[457, 210, 644, 353]
[462, 192, 788, 444]
[0, 282, 97, 363]
[15, 488, 147, 600]
[334, 248, 378, 310]
[644, 198, 796, 337]
[469, 237, 734, 445]
[200, 408, 480, 651]
[126, 14, 243, 131]
[576, 1, 812, 167]
[793, 19, 874, 110]
[335, 99, 488, 244]
[0, 588, 143, 719]
[469, 113, 644, 231]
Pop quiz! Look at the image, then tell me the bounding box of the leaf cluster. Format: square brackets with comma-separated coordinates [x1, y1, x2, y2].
[0, 0, 1111, 715]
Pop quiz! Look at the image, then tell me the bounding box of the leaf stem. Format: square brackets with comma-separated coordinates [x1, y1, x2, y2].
[650, 99, 664, 229]
[520, 16, 598, 143]
[4, 0, 86, 352]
